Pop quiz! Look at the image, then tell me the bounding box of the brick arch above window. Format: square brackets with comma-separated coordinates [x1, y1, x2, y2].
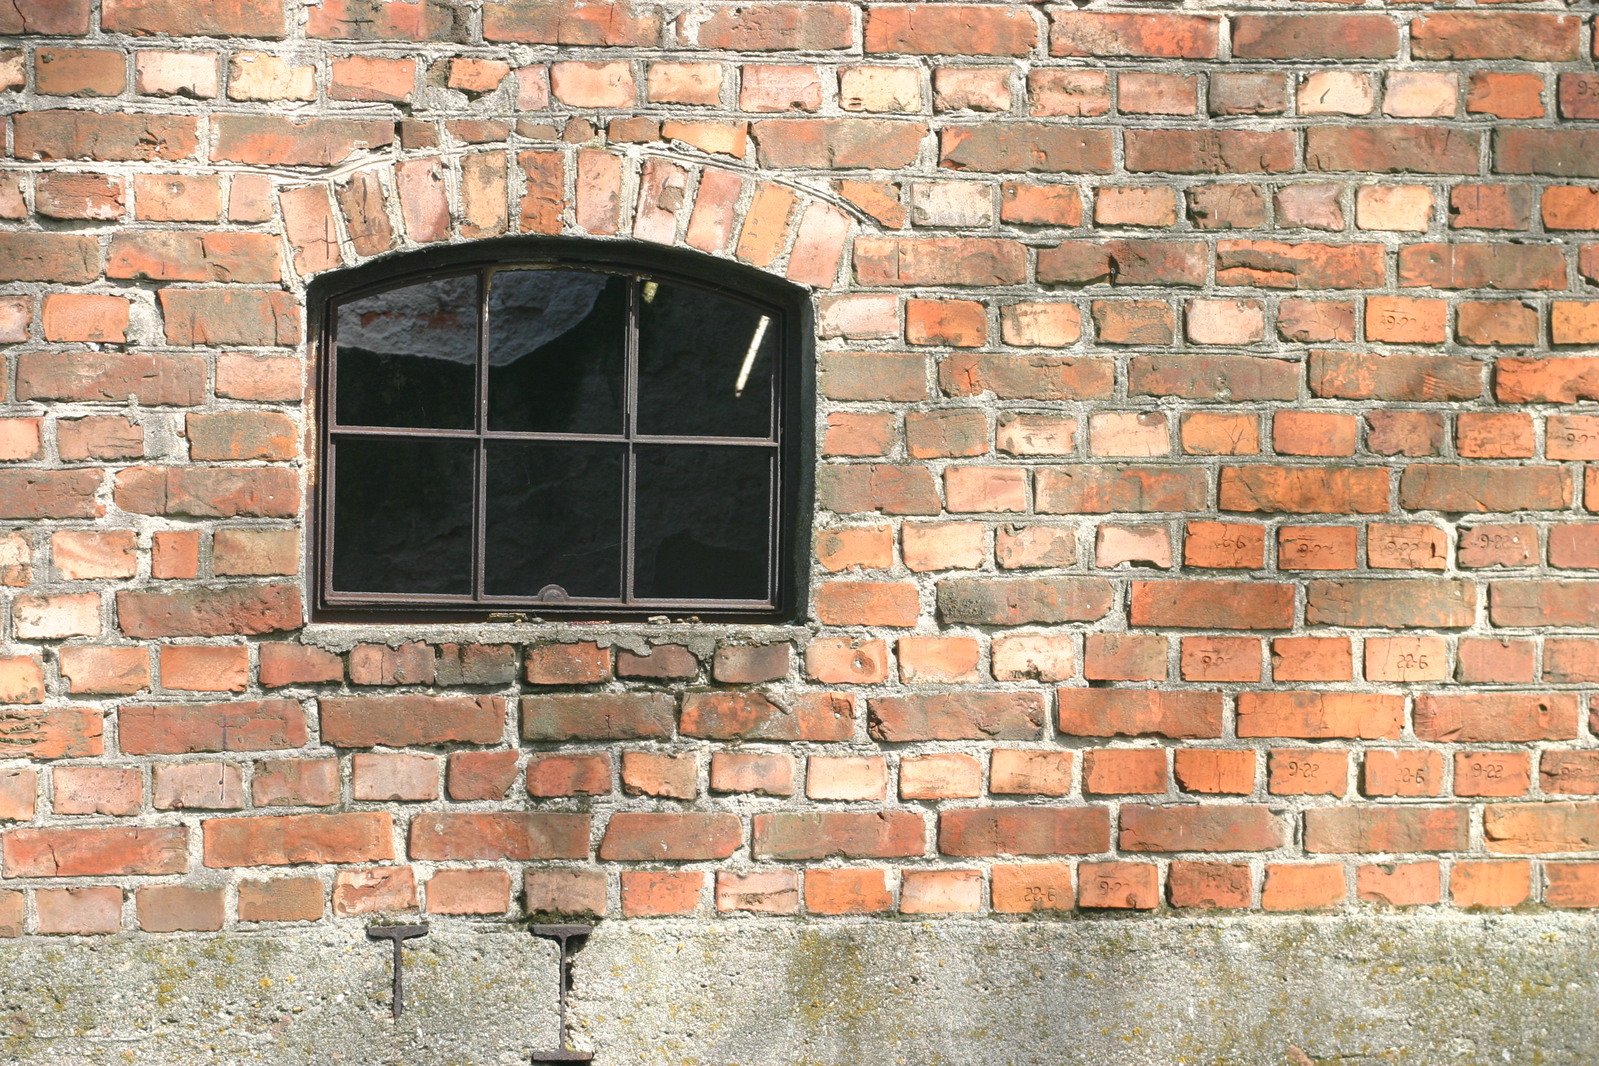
[272, 145, 862, 295]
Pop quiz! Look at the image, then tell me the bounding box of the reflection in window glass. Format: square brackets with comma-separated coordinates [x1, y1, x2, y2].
[484, 442, 625, 600]
[335, 275, 479, 430]
[331, 437, 474, 595]
[637, 282, 776, 439]
[633, 445, 771, 601]
[488, 270, 627, 434]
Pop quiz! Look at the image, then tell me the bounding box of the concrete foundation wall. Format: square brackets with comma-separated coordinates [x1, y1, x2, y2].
[2, 916, 1595, 1064]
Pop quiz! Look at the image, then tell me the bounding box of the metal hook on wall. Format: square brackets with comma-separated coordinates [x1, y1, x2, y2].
[530, 923, 594, 1063]
[367, 923, 430, 1019]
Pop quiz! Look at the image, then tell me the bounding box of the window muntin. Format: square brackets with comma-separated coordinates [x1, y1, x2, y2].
[315, 249, 808, 621]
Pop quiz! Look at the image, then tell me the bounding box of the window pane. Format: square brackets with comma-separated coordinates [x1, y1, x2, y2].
[335, 275, 479, 430]
[484, 442, 624, 600]
[634, 445, 772, 602]
[331, 437, 474, 596]
[637, 282, 776, 439]
[487, 270, 627, 434]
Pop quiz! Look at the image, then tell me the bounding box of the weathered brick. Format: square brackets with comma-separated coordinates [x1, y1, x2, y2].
[411, 812, 589, 861]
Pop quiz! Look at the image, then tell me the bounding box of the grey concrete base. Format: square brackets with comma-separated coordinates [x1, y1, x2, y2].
[2, 917, 1596, 1063]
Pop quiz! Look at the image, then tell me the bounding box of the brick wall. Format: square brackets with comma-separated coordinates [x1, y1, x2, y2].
[0, 0, 1597, 935]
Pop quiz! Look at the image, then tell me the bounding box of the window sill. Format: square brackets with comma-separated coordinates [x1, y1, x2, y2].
[296, 619, 816, 653]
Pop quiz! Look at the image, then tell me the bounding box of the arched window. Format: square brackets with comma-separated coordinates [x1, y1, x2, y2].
[309, 240, 813, 621]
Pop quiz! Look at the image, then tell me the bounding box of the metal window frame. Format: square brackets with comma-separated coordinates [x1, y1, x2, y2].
[306, 238, 814, 624]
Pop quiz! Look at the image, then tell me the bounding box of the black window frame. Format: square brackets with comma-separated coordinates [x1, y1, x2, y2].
[307, 238, 814, 623]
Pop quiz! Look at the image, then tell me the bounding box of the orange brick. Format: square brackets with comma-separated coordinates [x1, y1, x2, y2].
[1268, 748, 1348, 797]
[1174, 749, 1256, 795]
[1451, 860, 1531, 909]
[1082, 749, 1166, 795]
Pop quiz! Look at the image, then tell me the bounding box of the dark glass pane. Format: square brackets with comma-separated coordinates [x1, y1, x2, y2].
[637, 282, 776, 439]
[335, 275, 478, 430]
[484, 442, 624, 600]
[634, 445, 771, 602]
[487, 270, 627, 434]
[331, 437, 474, 596]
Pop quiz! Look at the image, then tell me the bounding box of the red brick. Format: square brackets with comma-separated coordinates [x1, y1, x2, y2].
[0, 0, 91, 34]
[35, 173, 125, 219]
[1233, 15, 1398, 60]
[1050, 13, 1218, 59]
[869, 691, 1044, 742]
[1400, 464, 1570, 513]
[900, 754, 982, 801]
[14, 111, 198, 163]
[1169, 862, 1252, 909]
[1216, 241, 1385, 289]
[941, 124, 1113, 175]
[753, 119, 924, 170]
[1220, 465, 1387, 515]
[1125, 131, 1294, 175]
[120, 700, 305, 754]
[1308, 126, 1480, 176]
[259, 644, 342, 688]
[1270, 748, 1349, 798]
[137, 885, 225, 933]
[426, 869, 510, 916]
[716, 870, 798, 916]
[942, 353, 1112, 401]
[1483, 803, 1599, 854]
[252, 758, 339, 808]
[238, 877, 323, 922]
[411, 812, 589, 861]
[1357, 862, 1441, 908]
[525, 868, 607, 919]
[321, 696, 504, 747]
[1131, 355, 1299, 402]
[1546, 864, 1599, 908]
[621, 871, 703, 917]
[354, 753, 441, 803]
[37, 888, 122, 936]
[710, 752, 793, 797]
[4, 825, 186, 877]
[806, 869, 893, 915]
[940, 807, 1107, 857]
[815, 580, 921, 626]
[1058, 690, 1223, 740]
[866, 5, 1036, 57]
[601, 812, 741, 861]
[1121, 806, 1283, 852]
[0, 708, 104, 760]
[52, 766, 137, 816]
[1174, 750, 1256, 795]
[1415, 694, 1578, 744]
[1306, 579, 1476, 629]
[332, 867, 416, 916]
[159, 644, 248, 693]
[901, 869, 981, 914]
[523, 693, 673, 740]
[1305, 806, 1468, 854]
[1130, 580, 1294, 630]
[1237, 692, 1403, 741]
[159, 288, 298, 346]
[993, 750, 1075, 797]
[1263, 864, 1346, 911]
[936, 575, 1112, 626]
[1363, 751, 1445, 799]
[1411, 13, 1579, 62]
[1078, 862, 1159, 910]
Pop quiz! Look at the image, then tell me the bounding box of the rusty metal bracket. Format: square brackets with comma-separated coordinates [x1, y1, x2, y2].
[367, 923, 429, 1019]
[530, 923, 593, 1063]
